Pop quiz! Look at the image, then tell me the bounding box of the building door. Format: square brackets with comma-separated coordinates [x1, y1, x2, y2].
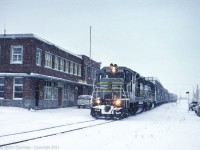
[35, 81, 39, 107]
[58, 87, 62, 107]
[78, 86, 83, 96]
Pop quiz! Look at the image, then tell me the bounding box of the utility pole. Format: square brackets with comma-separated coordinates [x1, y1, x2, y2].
[186, 91, 190, 113]
[197, 84, 199, 102]
[85, 26, 92, 83]
[89, 26, 92, 59]
[4, 24, 6, 36]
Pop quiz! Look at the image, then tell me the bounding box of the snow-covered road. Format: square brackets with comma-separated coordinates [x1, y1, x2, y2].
[0, 100, 200, 150]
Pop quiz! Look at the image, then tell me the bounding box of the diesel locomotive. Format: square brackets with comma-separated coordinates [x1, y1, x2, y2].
[90, 63, 177, 119]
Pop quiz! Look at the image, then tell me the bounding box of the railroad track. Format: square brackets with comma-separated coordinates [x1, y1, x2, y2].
[0, 119, 96, 138]
[0, 119, 114, 147]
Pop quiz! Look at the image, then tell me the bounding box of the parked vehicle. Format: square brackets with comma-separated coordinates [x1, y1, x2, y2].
[194, 102, 200, 117]
[77, 95, 92, 108]
[189, 101, 198, 111]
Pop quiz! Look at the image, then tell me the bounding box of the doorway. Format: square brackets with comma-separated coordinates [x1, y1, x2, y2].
[58, 87, 62, 107]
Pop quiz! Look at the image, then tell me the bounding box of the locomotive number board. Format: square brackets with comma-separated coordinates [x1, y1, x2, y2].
[105, 68, 124, 72]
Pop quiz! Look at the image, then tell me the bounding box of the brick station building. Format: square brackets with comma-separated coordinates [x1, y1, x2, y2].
[0, 34, 101, 109]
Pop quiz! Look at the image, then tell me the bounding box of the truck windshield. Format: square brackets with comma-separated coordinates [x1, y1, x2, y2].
[78, 95, 92, 100]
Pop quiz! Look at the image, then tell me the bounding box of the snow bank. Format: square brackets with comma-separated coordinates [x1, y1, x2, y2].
[0, 100, 200, 150]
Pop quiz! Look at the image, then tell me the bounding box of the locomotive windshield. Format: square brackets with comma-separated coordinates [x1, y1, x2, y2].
[93, 88, 124, 100]
[93, 78, 125, 100]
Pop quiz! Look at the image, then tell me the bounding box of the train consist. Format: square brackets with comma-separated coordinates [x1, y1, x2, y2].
[90, 64, 177, 119]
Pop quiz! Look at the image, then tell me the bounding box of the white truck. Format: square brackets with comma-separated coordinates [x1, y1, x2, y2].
[77, 95, 92, 108]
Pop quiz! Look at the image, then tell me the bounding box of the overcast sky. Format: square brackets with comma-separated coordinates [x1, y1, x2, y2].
[1, 0, 200, 97]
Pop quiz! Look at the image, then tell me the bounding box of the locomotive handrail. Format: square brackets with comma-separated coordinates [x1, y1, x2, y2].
[95, 88, 124, 92]
[97, 82, 125, 84]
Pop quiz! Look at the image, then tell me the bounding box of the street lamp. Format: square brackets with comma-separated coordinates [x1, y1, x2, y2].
[186, 91, 189, 113]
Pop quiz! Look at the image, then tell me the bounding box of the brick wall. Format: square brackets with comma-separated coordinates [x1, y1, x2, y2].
[0, 34, 101, 109]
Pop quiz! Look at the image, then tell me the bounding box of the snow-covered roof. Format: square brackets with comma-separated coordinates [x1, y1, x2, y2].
[0, 34, 82, 59]
[78, 55, 102, 64]
[0, 73, 93, 87]
[145, 76, 165, 88]
[30, 73, 93, 86]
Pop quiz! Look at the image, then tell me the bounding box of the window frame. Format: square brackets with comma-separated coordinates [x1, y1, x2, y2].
[44, 81, 52, 100]
[63, 84, 70, 101]
[74, 63, 78, 75]
[70, 61, 73, 74]
[36, 48, 42, 66]
[44, 81, 58, 100]
[10, 45, 23, 64]
[45, 52, 53, 68]
[54, 55, 59, 70]
[13, 77, 23, 100]
[0, 77, 4, 99]
[77, 64, 82, 76]
[0, 46, 1, 63]
[65, 60, 69, 73]
[60, 57, 64, 71]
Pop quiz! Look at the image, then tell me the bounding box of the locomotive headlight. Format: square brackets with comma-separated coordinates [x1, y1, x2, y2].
[109, 63, 118, 74]
[96, 98, 101, 105]
[111, 67, 116, 73]
[115, 99, 121, 107]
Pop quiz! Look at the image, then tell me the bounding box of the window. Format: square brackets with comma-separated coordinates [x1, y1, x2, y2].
[74, 63, 78, 75]
[52, 86, 58, 100]
[54, 56, 59, 70]
[65, 60, 69, 73]
[45, 52, 52, 68]
[91, 68, 96, 80]
[70, 61, 73, 74]
[63, 84, 69, 101]
[0, 46, 1, 63]
[60, 58, 64, 71]
[10, 46, 23, 64]
[36, 48, 42, 66]
[0, 78, 4, 99]
[77, 64, 81, 76]
[13, 78, 23, 99]
[44, 81, 51, 100]
[73, 63, 76, 74]
[88, 66, 91, 79]
[69, 86, 74, 101]
[44, 81, 58, 100]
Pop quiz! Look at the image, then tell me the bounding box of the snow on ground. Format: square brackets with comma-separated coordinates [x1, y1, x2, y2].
[0, 107, 93, 136]
[0, 100, 200, 150]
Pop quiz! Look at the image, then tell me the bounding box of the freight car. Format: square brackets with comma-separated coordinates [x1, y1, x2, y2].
[90, 64, 177, 119]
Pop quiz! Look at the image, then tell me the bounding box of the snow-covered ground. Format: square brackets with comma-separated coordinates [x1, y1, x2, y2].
[0, 100, 200, 150]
